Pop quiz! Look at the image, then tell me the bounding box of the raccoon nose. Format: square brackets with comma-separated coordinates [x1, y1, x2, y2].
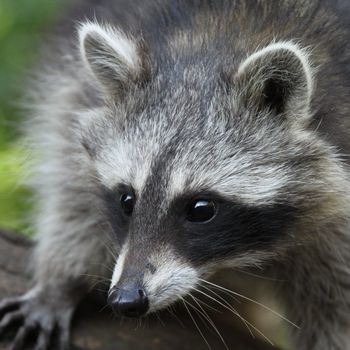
[108, 286, 149, 317]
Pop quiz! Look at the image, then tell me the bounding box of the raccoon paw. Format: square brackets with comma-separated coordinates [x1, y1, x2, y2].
[0, 288, 74, 350]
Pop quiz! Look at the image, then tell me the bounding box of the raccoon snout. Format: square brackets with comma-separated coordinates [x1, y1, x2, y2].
[108, 285, 149, 317]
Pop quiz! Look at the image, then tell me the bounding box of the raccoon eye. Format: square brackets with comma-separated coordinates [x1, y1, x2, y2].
[187, 200, 216, 223]
[120, 193, 134, 216]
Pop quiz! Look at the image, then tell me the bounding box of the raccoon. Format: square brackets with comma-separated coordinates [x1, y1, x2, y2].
[1, 0, 350, 349]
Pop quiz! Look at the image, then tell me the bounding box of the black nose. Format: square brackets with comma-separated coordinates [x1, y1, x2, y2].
[108, 286, 149, 317]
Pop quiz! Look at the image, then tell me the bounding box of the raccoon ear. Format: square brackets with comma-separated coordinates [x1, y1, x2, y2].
[78, 22, 148, 97]
[235, 42, 313, 121]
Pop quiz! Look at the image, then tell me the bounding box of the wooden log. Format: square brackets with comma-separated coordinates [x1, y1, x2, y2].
[0, 229, 279, 350]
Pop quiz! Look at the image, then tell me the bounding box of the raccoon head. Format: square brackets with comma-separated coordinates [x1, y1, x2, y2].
[78, 22, 346, 317]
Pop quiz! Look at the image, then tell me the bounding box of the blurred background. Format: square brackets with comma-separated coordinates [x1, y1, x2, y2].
[0, 0, 64, 233]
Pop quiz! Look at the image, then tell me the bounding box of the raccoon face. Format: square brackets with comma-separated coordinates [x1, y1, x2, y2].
[78, 22, 342, 316]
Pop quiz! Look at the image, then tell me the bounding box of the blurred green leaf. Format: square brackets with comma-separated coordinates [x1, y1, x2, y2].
[0, 0, 63, 233]
[0, 147, 32, 233]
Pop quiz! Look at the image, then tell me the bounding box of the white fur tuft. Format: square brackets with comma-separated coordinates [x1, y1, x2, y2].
[110, 243, 129, 288]
[143, 247, 199, 312]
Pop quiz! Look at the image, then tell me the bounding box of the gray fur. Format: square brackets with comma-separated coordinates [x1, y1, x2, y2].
[1, 1, 350, 349]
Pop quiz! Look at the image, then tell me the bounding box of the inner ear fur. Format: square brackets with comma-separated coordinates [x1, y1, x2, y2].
[78, 21, 150, 98]
[235, 41, 314, 122]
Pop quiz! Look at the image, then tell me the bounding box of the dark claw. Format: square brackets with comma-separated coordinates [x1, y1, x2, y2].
[0, 298, 21, 317]
[34, 329, 51, 350]
[58, 325, 71, 350]
[0, 293, 74, 350]
[11, 322, 37, 350]
[0, 311, 23, 336]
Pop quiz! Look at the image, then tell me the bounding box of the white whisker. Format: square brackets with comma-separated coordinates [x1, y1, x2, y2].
[194, 286, 276, 346]
[193, 286, 255, 339]
[197, 285, 254, 338]
[181, 297, 212, 350]
[189, 294, 229, 350]
[165, 305, 185, 328]
[199, 278, 299, 329]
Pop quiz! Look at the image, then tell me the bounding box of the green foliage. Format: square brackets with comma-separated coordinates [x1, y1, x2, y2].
[0, 147, 31, 233]
[0, 0, 62, 232]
